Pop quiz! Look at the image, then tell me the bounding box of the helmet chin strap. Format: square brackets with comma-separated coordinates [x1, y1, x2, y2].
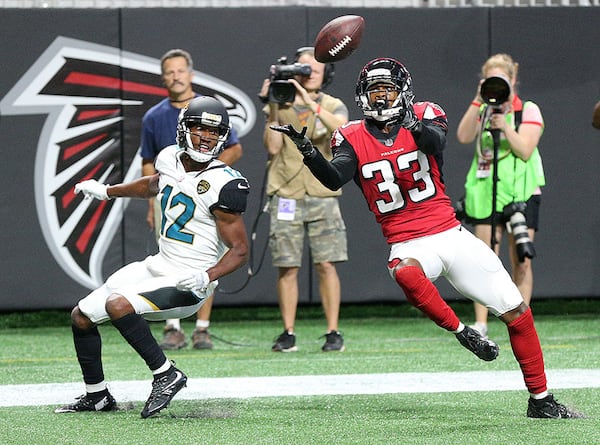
[185, 147, 213, 163]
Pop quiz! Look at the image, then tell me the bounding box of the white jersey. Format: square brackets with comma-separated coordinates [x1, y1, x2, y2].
[151, 144, 249, 275]
[78, 145, 249, 324]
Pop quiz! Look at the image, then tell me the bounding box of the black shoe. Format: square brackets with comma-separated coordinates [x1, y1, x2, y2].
[527, 394, 584, 419]
[455, 325, 499, 361]
[271, 331, 298, 352]
[55, 390, 116, 413]
[141, 366, 187, 418]
[321, 331, 345, 352]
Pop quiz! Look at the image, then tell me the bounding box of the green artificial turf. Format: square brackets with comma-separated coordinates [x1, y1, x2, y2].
[0, 299, 598, 445]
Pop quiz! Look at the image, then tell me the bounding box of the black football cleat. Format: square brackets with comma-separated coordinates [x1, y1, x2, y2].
[455, 325, 499, 361]
[141, 366, 187, 418]
[527, 394, 585, 419]
[55, 390, 116, 413]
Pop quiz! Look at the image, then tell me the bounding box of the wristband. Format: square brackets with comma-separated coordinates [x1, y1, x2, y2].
[471, 101, 481, 107]
[315, 104, 321, 116]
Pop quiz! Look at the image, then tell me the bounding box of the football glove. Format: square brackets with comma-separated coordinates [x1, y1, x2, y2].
[74, 180, 110, 200]
[176, 270, 212, 294]
[400, 98, 421, 132]
[270, 124, 315, 157]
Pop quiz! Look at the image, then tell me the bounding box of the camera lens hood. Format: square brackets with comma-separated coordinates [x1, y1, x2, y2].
[480, 76, 511, 106]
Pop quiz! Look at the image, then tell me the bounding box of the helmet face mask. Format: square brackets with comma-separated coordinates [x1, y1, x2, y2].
[177, 96, 231, 163]
[355, 58, 415, 123]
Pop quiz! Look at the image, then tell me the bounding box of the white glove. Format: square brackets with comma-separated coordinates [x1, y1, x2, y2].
[176, 270, 212, 294]
[74, 180, 110, 200]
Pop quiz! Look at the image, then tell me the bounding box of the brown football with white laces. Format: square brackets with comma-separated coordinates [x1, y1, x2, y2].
[314, 15, 365, 63]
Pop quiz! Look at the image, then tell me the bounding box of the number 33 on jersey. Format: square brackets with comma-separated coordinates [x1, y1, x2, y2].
[334, 101, 457, 244]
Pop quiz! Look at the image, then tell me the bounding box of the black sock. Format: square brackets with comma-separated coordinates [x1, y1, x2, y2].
[111, 313, 166, 371]
[72, 324, 105, 385]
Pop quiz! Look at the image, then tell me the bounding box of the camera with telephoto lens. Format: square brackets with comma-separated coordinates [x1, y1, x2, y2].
[503, 202, 536, 262]
[268, 56, 311, 104]
[480, 76, 511, 114]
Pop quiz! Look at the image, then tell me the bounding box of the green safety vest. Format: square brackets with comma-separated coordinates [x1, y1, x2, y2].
[464, 101, 546, 219]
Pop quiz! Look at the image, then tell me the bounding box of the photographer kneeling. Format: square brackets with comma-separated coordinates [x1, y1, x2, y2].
[456, 54, 545, 338]
[258, 47, 349, 353]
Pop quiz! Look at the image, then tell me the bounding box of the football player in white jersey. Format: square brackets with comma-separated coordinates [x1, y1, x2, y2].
[56, 96, 250, 418]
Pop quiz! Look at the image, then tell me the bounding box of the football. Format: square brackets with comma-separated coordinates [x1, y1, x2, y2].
[314, 15, 365, 63]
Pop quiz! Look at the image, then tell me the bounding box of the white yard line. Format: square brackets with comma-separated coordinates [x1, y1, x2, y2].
[1, 368, 599, 408]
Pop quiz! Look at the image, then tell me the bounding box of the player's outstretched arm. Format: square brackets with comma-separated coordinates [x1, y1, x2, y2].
[270, 123, 356, 190]
[107, 173, 160, 199]
[74, 174, 160, 201]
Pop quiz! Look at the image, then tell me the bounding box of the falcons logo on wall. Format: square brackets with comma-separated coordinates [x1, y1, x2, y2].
[0, 36, 256, 289]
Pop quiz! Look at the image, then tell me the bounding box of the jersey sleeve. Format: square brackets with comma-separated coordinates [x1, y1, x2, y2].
[302, 128, 357, 191]
[414, 101, 448, 133]
[154, 145, 178, 176]
[211, 178, 249, 214]
[412, 101, 448, 155]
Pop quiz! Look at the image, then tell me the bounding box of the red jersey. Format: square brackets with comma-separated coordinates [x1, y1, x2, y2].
[334, 102, 459, 244]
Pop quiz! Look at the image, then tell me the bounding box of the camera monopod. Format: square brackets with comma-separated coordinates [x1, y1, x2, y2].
[480, 76, 511, 250]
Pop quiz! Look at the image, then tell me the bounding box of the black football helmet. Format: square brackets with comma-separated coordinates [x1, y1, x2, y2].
[177, 96, 231, 163]
[355, 58, 415, 123]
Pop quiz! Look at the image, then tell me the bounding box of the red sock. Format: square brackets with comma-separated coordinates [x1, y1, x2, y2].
[507, 307, 547, 394]
[393, 264, 460, 331]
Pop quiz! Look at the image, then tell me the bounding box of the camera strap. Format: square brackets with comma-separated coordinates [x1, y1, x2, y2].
[514, 103, 524, 131]
[512, 99, 528, 198]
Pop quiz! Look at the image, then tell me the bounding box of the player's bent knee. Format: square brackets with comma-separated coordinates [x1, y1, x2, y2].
[105, 294, 135, 319]
[387, 257, 422, 281]
[499, 301, 529, 324]
[71, 305, 94, 331]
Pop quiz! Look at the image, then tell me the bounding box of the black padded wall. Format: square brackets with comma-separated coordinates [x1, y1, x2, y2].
[0, 7, 599, 310]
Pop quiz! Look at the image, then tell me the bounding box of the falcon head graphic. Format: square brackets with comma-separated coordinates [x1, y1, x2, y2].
[0, 36, 256, 289]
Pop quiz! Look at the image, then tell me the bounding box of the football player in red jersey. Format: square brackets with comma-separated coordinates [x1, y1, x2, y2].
[271, 58, 581, 419]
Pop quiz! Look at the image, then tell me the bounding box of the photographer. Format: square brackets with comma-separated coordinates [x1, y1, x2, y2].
[457, 54, 546, 338]
[258, 47, 349, 353]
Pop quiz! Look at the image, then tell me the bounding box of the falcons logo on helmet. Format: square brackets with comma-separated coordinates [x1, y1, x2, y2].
[0, 36, 255, 289]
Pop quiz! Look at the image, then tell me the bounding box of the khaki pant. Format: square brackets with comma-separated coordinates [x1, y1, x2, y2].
[269, 195, 348, 268]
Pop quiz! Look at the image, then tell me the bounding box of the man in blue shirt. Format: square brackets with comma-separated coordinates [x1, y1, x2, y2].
[140, 48, 243, 350]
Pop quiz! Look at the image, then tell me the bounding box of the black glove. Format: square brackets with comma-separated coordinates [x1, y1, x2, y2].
[400, 98, 421, 132]
[270, 124, 315, 157]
